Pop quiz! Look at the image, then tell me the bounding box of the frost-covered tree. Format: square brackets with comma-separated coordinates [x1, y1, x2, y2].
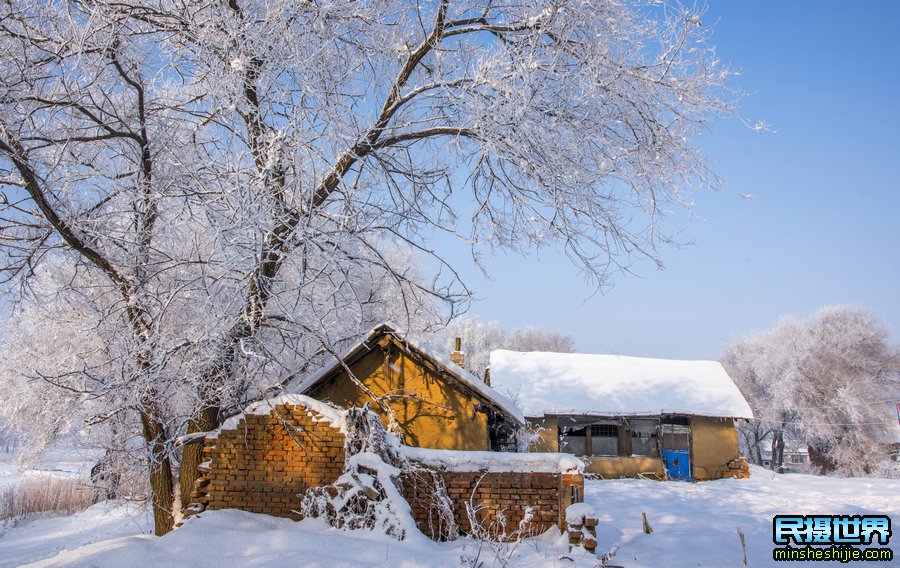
[0, 241, 435, 532]
[2, 0, 735, 533]
[722, 317, 808, 468]
[438, 316, 575, 376]
[508, 326, 576, 354]
[723, 307, 900, 476]
[439, 317, 507, 375]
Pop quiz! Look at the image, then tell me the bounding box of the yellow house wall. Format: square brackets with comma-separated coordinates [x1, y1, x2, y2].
[585, 456, 665, 479]
[528, 416, 559, 452]
[306, 343, 491, 451]
[689, 416, 740, 481]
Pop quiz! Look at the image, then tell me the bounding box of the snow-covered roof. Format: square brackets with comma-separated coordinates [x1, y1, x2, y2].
[489, 350, 754, 419]
[296, 322, 525, 425]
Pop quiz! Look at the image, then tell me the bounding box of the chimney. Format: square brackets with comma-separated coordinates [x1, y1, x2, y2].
[484, 367, 491, 387]
[449, 337, 465, 367]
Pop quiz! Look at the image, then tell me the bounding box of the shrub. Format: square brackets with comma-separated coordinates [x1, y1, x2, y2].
[0, 477, 101, 523]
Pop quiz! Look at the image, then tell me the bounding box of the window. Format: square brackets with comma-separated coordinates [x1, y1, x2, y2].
[558, 418, 620, 457]
[569, 484, 581, 504]
[559, 426, 587, 456]
[629, 419, 659, 457]
[590, 424, 618, 456]
[661, 427, 690, 450]
[591, 424, 617, 437]
[558, 418, 667, 458]
[487, 409, 518, 452]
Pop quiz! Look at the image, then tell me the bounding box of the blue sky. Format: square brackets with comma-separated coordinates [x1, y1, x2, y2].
[441, 1, 900, 360]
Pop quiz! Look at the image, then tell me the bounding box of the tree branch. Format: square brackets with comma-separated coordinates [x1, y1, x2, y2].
[0, 135, 130, 295]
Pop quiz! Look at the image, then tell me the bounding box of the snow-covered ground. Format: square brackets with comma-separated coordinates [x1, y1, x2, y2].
[0, 501, 151, 567]
[3, 507, 594, 568]
[1, 446, 154, 567]
[0, 447, 100, 490]
[587, 466, 898, 567]
[0, 465, 897, 567]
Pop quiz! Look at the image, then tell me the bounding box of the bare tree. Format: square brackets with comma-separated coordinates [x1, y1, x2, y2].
[723, 306, 900, 475]
[2, 0, 735, 534]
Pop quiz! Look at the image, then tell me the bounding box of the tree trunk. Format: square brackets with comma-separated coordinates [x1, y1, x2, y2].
[771, 429, 785, 471]
[750, 427, 764, 465]
[807, 443, 835, 475]
[178, 404, 220, 514]
[140, 409, 176, 536]
[740, 422, 765, 466]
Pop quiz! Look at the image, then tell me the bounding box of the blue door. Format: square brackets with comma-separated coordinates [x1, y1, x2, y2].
[661, 424, 693, 481]
[662, 449, 691, 480]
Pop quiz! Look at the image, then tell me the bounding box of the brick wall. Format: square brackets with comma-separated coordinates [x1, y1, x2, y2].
[188, 397, 584, 542]
[399, 468, 583, 539]
[190, 402, 345, 519]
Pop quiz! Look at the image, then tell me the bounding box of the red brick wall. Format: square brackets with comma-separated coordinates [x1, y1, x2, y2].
[190, 403, 345, 519]
[400, 468, 584, 539]
[189, 400, 584, 541]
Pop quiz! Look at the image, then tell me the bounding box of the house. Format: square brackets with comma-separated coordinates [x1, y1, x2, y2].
[187, 327, 582, 541]
[488, 350, 754, 480]
[296, 323, 524, 452]
[760, 444, 811, 471]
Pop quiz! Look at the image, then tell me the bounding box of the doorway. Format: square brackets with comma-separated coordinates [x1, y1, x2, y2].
[661, 424, 692, 480]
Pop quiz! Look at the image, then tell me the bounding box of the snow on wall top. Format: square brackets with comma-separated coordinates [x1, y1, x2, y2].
[489, 350, 754, 419]
[296, 322, 525, 425]
[401, 446, 583, 473]
[212, 394, 348, 438]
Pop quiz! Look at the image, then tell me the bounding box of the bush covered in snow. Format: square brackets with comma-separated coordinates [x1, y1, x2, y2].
[300, 406, 454, 542]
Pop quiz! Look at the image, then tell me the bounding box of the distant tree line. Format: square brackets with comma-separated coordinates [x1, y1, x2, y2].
[437, 315, 576, 377]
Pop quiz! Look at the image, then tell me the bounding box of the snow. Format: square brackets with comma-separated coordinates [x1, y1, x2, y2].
[214, 394, 348, 437]
[174, 431, 209, 447]
[10, 508, 593, 568]
[1, 464, 897, 567]
[0, 447, 100, 490]
[586, 465, 898, 568]
[490, 349, 754, 419]
[565, 502, 597, 524]
[296, 322, 525, 425]
[0, 501, 152, 568]
[401, 446, 583, 474]
[300, 448, 422, 544]
[0, 445, 152, 568]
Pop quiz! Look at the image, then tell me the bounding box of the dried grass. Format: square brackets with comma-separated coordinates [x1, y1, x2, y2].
[0, 477, 101, 522]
